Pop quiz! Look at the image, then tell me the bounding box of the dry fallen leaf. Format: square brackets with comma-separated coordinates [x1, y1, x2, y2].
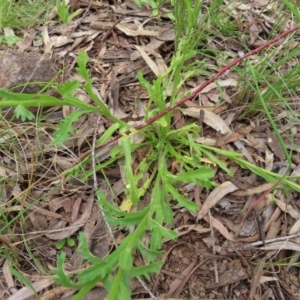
[197, 181, 239, 220]
[45, 193, 94, 240]
[7, 278, 53, 300]
[183, 107, 232, 135]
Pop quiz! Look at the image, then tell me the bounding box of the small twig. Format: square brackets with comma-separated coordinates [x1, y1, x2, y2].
[254, 208, 266, 246]
[78, 24, 300, 162]
[99, 19, 121, 53]
[233, 232, 300, 250]
[208, 210, 218, 284]
[269, 265, 285, 300]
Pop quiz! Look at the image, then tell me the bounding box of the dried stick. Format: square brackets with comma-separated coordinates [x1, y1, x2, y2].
[78, 24, 300, 162]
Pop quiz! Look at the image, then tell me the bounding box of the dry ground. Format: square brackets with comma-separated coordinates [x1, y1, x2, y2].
[1, 0, 300, 300]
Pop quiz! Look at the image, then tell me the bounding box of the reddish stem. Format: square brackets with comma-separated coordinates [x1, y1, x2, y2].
[79, 25, 300, 162]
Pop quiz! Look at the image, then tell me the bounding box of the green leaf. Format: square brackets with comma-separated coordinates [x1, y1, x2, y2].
[156, 116, 168, 127]
[52, 253, 85, 288]
[77, 232, 105, 264]
[98, 123, 120, 145]
[119, 248, 133, 270]
[175, 167, 214, 184]
[138, 242, 164, 262]
[117, 281, 132, 300]
[120, 135, 139, 205]
[165, 182, 199, 212]
[9, 265, 39, 298]
[0, 89, 64, 107]
[57, 80, 80, 96]
[54, 109, 91, 146]
[128, 261, 164, 280]
[150, 227, 164, 250]
[14, 105, 35, 121]
[55, 239, 65, 250]
[76, 52, 90, 80]
[66, 238, 75, 247]
[0, 35, 23, 47]
[72, 277, 104, 300]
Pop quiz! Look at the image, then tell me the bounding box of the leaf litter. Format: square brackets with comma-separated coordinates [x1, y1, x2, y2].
[0, 0, 300, 299]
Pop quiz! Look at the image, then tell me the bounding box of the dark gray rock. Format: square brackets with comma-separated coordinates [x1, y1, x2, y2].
[0, 49, 56, 93]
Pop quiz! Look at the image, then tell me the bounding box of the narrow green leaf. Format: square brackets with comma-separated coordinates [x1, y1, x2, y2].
[128, 261, 164, 280]
[165, 182, 199, 212]
[55, 239, 65, 250]
[119, 248, 133, 270]
[9, 265, 39, 298]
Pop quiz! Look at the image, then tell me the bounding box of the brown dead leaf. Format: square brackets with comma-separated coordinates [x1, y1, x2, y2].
[165, 260, 196, 298]
[231, 183, 274, 196]
[267, 129, 285, 160]
[173, 224, 211, 239]
[194, 136, 217, 146]
[116, 22, 159, 37]
[173, 109, 185, 129]
[183, 107, 232, 135]
[45, 193, 94, 240]
[206, 261, 248, 288]
[197, 182, 239, 221]
[135, 45, 167, 76]
[71, 196, 83, 223]
[249, 256, 267, 299]
[24, 201, 68, 220]
[234, 139, 255, 163]
[273, 194, 300, 222]
[260, 240, 300, 252]
[223, 124, 253, 144]
[7, 278, 53, 300]
[3, 260, 17, 294]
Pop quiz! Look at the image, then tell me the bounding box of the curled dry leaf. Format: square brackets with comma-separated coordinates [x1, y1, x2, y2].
[194, 136, 217, 146]
[206, 262, 248, 288]
[274, 195, 300, 221]
[202, 214, 237, 242]
[165, 260, 196, 298]
[290, 220, 300, 235]
[116, 22, 159, 37]
[7, 278, 53, 300]
[191, 78, 237, 94]
[3, 260, 16, 294]
[197, 181, 239, 221]
[45, 194, 94, 240]
[231, 183, 274, 196]
[171, 224, 211, 239]
[260, 240, 300, 252]
[183, 107, 232, 135]
[249, 257, 267, 299]
[135, 45, 167, 76]
[259, 276, 278, 284]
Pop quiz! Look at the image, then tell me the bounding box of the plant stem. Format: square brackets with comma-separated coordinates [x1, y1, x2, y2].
[106, 268, 124, 300]
[76, 24, 300, 162]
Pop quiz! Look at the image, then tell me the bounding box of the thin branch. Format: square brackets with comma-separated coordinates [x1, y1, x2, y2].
[78, 24, 300, 162]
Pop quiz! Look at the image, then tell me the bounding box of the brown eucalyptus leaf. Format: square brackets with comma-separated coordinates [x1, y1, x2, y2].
[197, 182, 239, 220]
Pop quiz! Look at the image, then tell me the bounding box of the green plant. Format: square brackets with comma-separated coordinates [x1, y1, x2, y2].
[56, 237, 76, 250]
[134, 0, 173, 17]
[0, 0, 54, 29]
[55, 0, 82, 25]
[2, 0, 300, 299]
[0, 35, 23, 47]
